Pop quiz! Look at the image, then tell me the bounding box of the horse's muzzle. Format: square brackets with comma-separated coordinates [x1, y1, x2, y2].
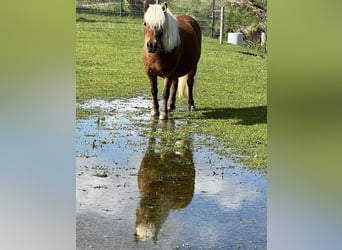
[146, 41, 158, 53]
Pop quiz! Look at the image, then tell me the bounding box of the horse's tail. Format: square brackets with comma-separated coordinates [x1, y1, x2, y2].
[178, 73, 197, 98]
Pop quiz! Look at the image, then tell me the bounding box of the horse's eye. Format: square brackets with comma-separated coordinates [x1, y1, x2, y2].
[143, 22, 146, 26]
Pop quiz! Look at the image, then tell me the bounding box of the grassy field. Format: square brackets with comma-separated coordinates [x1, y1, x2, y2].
[76, 14, 267, 170]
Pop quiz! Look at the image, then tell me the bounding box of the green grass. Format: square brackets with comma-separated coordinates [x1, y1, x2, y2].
[76, 14, 267, 170]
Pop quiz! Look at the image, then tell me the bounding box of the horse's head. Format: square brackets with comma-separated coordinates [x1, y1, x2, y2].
[143, 3, 167, 53]
[143, 3, 180, 54]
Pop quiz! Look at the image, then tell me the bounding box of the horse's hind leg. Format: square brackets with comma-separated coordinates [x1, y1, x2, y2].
[187, 66, 197, 112]
[167, 79, 178, 112]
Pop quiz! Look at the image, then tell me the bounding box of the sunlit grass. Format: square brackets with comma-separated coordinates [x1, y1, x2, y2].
[76, 14, 267, 170]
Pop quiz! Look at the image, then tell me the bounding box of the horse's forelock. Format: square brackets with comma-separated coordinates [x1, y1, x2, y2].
[144, 5, 166, 30]
[144, 5, 180, 52]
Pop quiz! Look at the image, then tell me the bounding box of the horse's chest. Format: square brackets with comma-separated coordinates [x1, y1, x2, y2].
[146, 56, 174, 77]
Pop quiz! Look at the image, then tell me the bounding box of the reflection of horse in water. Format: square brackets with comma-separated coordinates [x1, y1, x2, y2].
[134, 120, 195, 242]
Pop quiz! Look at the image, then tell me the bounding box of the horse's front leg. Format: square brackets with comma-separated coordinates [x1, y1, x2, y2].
[160, 77, 173, 120]
[149, 75, 159, 118]
[167, 78, 178, 112]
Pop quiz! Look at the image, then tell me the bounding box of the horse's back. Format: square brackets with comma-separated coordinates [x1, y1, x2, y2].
[177, 15, 201, 42]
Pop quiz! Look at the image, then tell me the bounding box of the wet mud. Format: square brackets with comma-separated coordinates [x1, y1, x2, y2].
[76, 97, 266, 249]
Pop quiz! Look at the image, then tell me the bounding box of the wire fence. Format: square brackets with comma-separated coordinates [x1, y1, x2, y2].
[76, 0, 267, 44]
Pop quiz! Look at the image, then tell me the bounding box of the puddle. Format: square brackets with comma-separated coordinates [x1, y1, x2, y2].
[76, 97, 266, 249]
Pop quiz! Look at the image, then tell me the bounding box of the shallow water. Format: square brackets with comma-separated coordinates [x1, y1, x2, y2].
[76, 97, 266, 249]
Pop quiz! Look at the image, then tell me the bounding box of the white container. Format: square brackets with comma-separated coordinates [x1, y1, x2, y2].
[227, 32, 243, 45]
[261, 32, 266, 46]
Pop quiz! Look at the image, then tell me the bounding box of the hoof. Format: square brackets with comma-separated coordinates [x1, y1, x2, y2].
[189, 105, 196, 112]
[151, 110, 159, 118]
[159, 112, 168, 120]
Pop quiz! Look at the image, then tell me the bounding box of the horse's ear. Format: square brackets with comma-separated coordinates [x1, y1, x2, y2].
[162, 3, 168, 12]
[143, 1, 149, 12]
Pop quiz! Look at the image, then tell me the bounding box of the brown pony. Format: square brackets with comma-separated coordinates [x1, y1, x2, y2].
[142, 2, 201, 120]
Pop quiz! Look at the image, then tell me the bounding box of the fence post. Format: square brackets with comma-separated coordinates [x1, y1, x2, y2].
[120, 0, 123, 17]
[219, 6, 225, 44]
[211, 0, 215, 38]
